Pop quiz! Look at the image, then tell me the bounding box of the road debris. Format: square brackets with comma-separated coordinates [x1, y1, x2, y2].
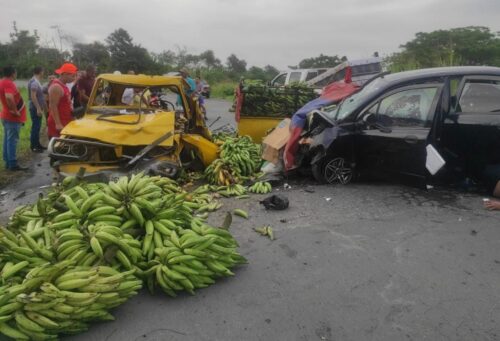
[260, 194, 289, 210]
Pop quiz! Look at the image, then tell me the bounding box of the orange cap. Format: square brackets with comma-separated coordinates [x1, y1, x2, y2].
[55, 63, 78, 75]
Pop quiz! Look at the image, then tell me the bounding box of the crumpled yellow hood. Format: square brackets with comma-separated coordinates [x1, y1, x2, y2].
[61, 111, 175, 146]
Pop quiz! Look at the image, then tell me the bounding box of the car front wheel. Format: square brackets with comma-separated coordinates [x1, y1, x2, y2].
[312, 156, 353, 185]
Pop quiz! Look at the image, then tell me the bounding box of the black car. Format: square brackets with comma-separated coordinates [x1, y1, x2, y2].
[302, 66, 500, 189]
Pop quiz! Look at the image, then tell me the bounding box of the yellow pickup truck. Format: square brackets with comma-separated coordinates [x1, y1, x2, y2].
[48, 74, 218, 180]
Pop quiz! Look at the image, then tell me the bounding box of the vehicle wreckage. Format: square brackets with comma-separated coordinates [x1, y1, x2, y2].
[48, 74, 218, 181]
[295, 66, 500, 190]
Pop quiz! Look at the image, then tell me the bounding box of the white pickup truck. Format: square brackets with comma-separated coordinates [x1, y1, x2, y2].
[270, 57, 384, 92]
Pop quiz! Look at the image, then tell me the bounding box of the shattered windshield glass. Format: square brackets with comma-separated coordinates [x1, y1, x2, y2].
[333, 77, 387, 120]
[90, 80, 181, 113]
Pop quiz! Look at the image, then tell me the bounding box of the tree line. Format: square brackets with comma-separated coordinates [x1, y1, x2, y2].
[387, 26, 500, 71]
[1, 23, 500, 83]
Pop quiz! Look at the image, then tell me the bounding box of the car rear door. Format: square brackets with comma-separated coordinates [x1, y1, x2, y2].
[355, 84, 444, 180]
[444, 76, 500, 177]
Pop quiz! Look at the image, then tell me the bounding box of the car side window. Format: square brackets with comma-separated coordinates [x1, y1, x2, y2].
[377, 87, 438, 127]
[305, 71, 318, 81]
[289, 72, 302, 83]
[458, 80, 500, 113]
[272, 73, 287, 86]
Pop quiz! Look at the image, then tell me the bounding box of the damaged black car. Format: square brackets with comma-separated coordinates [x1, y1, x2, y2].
[301, 66, 500, 190]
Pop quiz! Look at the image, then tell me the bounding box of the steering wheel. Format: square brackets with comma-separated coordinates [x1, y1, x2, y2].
[149, 95, 175, 111]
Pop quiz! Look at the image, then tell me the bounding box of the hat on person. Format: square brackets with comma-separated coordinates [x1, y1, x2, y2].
[55, 63, 78, 75]
[179, 68, 189, 75]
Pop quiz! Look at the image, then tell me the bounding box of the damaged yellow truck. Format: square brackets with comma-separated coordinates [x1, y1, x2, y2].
[48, 74, 218, 180]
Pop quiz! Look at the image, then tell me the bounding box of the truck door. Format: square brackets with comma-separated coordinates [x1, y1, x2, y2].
[356, 84, 444, 180]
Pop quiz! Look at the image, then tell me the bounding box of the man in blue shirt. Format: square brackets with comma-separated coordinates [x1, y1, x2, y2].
[176, 68, 197, 109]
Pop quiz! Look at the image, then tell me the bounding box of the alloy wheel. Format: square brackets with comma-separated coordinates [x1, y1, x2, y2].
[323, 157, 352, 184]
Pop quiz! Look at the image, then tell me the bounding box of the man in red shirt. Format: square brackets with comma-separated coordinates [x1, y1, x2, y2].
[77, 65, 96, 106]
[48, 63, 78, 138]
[0, 66, 28, 171]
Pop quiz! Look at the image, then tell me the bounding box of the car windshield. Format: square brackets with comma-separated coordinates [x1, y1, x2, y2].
[89, 80, 182, 113]
[332, 77, 388, 120]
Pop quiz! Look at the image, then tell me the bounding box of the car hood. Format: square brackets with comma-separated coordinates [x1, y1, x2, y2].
[61, 111, 176, 146]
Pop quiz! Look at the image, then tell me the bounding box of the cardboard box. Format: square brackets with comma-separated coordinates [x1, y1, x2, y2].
[262, 118, 291, 164]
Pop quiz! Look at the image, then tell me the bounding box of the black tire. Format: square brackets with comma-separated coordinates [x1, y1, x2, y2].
[312, 156, 354, 185]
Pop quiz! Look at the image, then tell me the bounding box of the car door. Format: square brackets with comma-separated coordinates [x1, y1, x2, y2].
[444, 76, 500, 177]
[356, 84, 444, 180]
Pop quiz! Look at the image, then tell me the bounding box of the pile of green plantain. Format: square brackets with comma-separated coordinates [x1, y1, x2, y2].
[204, 134, 270, 192]
[240, 82, 317, 117]
[0, 173, 247, 340]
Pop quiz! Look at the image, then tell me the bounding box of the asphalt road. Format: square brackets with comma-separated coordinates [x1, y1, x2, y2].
[0, 99, 499, 341]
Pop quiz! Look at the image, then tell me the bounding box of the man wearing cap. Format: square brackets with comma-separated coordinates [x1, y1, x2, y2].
[48, 63, 77, 139]
[0, 66, 28, 171]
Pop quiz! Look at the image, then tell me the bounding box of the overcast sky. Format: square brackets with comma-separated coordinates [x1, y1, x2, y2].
[1, 0, 499, 70]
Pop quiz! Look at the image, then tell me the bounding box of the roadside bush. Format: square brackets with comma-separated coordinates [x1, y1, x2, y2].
[211, 81, 237, 100]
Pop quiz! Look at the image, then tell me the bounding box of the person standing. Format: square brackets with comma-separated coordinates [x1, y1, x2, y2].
[27, 66, 47, 152]
[176, 68, 196, 108]
[0, 66, 28, 171]
[47, 63, 77, 139]
[77, 65, 96, 106]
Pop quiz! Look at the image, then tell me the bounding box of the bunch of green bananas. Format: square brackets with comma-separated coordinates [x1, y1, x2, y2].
[248, 181, 272, 194]
[216, 184, 247, 198]
[0, 172, 247, 339]
[205, 135, 261, 186]
[204, 159, 240, 186]
[144, 218, 246, 296]
[0, 260, 141, 340]
[218, 136, 261, 176]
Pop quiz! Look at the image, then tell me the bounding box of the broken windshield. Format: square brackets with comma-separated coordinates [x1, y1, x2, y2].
[333, 77, 387, 120]
[90, 80, 182, 113]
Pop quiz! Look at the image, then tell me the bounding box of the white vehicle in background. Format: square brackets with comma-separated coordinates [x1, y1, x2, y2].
[270, 57, 384, 93]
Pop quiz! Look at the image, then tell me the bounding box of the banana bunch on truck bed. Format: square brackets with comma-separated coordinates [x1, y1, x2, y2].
[0, 173, 246, 339]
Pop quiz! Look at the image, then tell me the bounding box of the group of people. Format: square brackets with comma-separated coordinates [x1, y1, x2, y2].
[0, 64, 208, 172]
[0, 62, 94, 171]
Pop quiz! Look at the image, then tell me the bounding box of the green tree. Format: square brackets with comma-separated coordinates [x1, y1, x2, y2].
[388, 26, 500, 71]
[72, 42, 110, 71]
[199, 50, 221, 69]
[4, 22, 40, 77]
[297, 54, 347, 69]
[37, 47, 66, 75]
[105, 28, 155, 73]
[244, 65, 279, 81]
[226, 54, 247, 73]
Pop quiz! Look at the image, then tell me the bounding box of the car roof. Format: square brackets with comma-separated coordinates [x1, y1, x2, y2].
[382, 66, 500, 86]
[97, 73, 185, 87]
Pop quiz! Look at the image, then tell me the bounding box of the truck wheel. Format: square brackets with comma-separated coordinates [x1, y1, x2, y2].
[312, 156, 353, 185]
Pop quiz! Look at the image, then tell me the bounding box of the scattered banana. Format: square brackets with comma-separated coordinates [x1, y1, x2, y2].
[254, 226, 275, 240]
[248, 181, 272, 194]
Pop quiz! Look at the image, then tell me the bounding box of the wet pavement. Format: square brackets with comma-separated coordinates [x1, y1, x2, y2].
[0, 100, 499, 341]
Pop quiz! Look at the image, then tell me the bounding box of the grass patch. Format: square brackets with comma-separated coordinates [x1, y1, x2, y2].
[210, 81, 237, 101]
[0, 87, 48, 187]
